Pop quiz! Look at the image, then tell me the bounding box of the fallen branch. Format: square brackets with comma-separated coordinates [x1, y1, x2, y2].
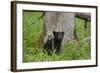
[75, 13, 91, 21]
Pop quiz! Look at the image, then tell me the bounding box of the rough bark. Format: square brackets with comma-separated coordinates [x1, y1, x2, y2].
[44, 12, 75, 46]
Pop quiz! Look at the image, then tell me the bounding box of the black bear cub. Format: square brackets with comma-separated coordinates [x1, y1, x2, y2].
[43, 31, 64, 55]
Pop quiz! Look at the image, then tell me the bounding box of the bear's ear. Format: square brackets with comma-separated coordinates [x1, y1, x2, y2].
[53, 31, 55, 34]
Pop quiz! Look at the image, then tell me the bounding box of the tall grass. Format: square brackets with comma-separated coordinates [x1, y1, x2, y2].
[23, 11, 91, 62]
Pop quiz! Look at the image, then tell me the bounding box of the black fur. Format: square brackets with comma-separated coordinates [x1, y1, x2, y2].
[53, 31, 64, 54]
[43, 31, 64, 55]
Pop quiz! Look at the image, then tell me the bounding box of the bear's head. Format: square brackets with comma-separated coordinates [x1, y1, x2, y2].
[53, 31, 64, 40]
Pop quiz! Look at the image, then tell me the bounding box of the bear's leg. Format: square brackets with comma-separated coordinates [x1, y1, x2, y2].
[55, 44, 61, 54]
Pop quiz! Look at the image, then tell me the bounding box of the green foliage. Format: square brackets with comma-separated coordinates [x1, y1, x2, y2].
[23, 11, 91, 62]
[23, 40, 90, 62]
[75, 18, 91, 40]
[23, 11, 44, 49]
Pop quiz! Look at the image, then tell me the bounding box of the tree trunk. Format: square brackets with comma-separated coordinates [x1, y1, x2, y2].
[44, 12, 75, 46]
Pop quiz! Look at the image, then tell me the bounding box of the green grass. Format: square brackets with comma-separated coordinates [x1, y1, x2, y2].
[23, 11, 91, 62]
